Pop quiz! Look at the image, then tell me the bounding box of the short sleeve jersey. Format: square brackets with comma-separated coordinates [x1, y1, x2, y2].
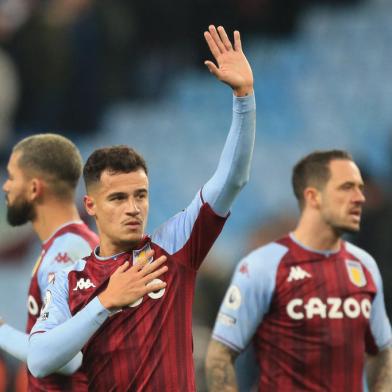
[27, 221, 98, 392]
[213, 234, 392, 392]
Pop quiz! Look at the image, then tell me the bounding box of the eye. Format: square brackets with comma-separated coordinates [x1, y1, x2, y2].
[340, 183, 353, 191]
[109, 194, 126, 201]
[135, 192, 147, 200]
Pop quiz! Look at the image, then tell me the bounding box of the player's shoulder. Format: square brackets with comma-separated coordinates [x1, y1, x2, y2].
[345, 241, 380, 281]
[345, 241, 377, 269]
[52, 258, 88, 286]
[50, 231, 93, 249]
[46, 232, 93, 262]
[238, 241, 289, 274]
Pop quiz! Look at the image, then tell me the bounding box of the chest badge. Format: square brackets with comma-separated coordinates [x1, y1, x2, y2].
[345, 259, 367, 288]
[133, 244, 153, 265]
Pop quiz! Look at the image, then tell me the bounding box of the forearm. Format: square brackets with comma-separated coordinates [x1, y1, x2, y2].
[203, 94, 256, 216]
[367, 347, 392, 392]
[57, 352, 83, 375]
[0, 324, 28, 362]
[205, 339, 239, 392]
[28, 297, 109, 378]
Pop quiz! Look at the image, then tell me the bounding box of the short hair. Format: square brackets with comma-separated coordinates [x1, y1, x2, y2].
[83, 145, 148, 191]
[292, 149, 353, 210]
[13, 133, 82, 199]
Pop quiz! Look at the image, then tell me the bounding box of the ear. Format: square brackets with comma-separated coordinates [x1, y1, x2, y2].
[303, 187, 321, 209]
[84, 195, 96, 216]
[28, 178, 44, 202]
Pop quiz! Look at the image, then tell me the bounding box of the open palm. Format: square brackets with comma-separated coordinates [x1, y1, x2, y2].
[204, 25, 253, 96]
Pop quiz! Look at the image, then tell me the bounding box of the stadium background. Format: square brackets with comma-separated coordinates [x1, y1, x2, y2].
[0, 0, 391, 390]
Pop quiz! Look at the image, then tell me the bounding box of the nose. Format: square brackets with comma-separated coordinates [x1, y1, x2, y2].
[354, 188, 366, 204]
[2, 180, 9, 193]
[126, 197, 140, 215]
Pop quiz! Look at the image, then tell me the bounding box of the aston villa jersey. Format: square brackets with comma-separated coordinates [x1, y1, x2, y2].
[32, 194, 227, 391]
[213, 234, 392, 392]
[27, 221, 98, 392]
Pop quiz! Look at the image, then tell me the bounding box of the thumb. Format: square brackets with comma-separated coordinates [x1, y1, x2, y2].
[204, 61, 219, 77]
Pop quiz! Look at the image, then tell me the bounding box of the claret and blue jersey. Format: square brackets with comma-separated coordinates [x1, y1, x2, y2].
[32, 194, 227, 391]
[28, 94, 256, 392]
[27, 221, 98, 392]
[213, 234, 392, 392]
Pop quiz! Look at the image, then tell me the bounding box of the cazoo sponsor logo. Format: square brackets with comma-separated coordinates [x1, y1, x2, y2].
[286, 297, 371, 320]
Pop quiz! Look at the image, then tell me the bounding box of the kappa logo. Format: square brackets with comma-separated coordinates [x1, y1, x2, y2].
[55, 252, 72, 264]
[239, 262, 250, 277]
[73, 278, 96, 291]
[287, 266, 311, 282]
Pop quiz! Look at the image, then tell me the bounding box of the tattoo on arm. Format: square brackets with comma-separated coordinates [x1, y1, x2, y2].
[205, 339, 239, 392]
[367, 347, 392, 392]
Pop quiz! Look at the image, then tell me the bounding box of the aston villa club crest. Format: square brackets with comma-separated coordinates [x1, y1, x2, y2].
[345, 260, 367, 288]
[133, 244, 153, 265]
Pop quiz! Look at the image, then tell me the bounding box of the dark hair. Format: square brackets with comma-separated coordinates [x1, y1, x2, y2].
[13, 133, 82, 199]
[83, 145, 148, 190]
[292, 149, 353, 210]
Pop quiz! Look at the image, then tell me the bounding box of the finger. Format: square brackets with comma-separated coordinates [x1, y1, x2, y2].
[133, 250, 154, 269]
[143, 281, 167, 296]
[233, 30, 242, 52]
[140, 255, 167, 276]
[142, 265, 168, 283]
[204, 61, 219, 77]
[204, 31, 221, 60]
[208, 25, 226, 53]
[217, 26, 233, 51]
[113, 261, 129, 275]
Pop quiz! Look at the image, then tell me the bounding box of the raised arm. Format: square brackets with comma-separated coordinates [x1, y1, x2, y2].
[202, 25, 256, 216]
[206, 338, 239, 392]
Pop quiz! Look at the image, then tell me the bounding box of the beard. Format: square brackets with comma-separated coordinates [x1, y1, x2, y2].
[331, 221, 361, 236]
[6, 197, 36, 226]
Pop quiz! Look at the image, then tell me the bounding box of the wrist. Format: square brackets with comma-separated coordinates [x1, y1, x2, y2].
[233, 86, 254, 97]
[97, 292, 113, 310]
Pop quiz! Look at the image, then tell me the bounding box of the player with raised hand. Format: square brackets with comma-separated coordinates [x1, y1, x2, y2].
[27, 25, 256, 391]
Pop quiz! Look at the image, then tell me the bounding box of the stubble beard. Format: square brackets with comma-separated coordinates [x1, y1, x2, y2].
[6, 198, 36, 226]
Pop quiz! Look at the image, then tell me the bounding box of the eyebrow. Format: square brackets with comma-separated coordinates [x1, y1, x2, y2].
[107, 192, 128, 199]
[134, 188, 148, 195]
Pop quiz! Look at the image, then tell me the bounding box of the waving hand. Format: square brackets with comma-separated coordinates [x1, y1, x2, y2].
[204, 25, 254, 97]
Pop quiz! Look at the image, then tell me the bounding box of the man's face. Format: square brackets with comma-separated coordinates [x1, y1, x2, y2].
[319, 160, 365, 234]
[85, 169, 149, 252]
[2, 151, 35, 226]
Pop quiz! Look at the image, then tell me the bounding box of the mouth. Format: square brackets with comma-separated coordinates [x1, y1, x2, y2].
[123, 221, 142, 229]
[348, 209, 361, 221]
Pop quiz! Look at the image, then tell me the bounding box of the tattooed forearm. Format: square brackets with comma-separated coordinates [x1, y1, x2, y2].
[367, 347, 392, 392]
[205, 339, 239, 392]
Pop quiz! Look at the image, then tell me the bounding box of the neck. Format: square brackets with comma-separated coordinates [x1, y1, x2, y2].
[293, 212, 341, 252]
[98, 237, 142, 258]
[32, 201, 81, 242]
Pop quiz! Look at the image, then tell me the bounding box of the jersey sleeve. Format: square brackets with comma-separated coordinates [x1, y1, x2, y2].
[365, 260, 392, 353]
[28, 266, 110, 377]
[37, 234, 93, 302]
[212, 243, 287, 352]
[202, 94, 256, 217]
[31, 269, 72, 335]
